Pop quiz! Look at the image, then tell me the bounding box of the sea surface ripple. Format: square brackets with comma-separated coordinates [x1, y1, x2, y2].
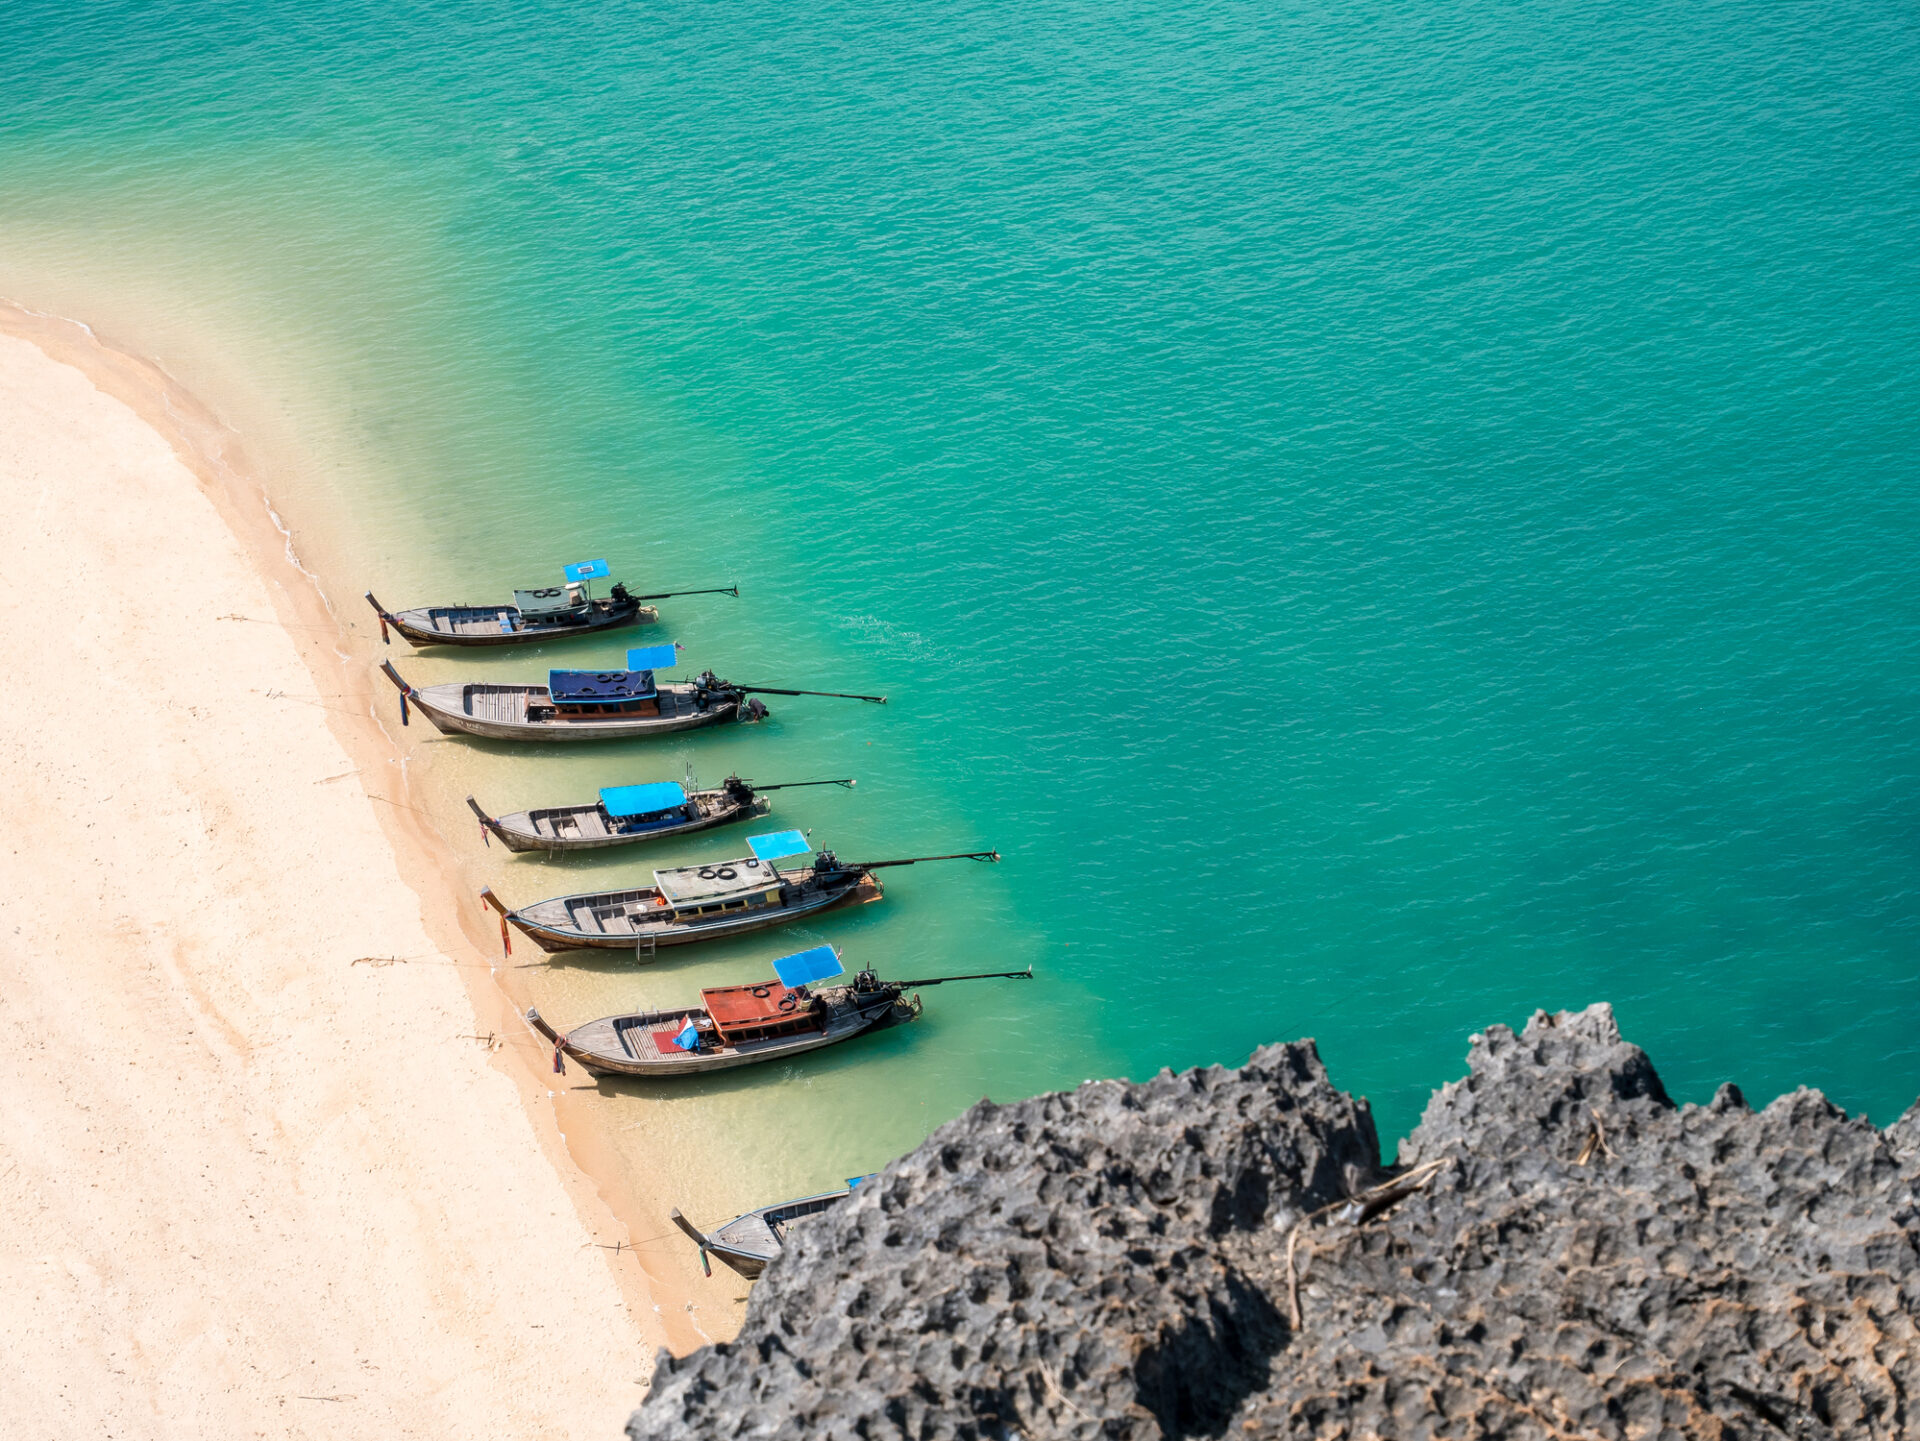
[5, 0, 1918, 1200]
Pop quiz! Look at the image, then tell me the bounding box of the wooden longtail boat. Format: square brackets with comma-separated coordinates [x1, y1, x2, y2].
[478, 834, 998, 955]
[364, 556, 736, 648]
[670, 1176, 877, 1279]
[464, 776, 854, 854]
[378, 646, 884, 744]
[525, 944, 1033, 1079]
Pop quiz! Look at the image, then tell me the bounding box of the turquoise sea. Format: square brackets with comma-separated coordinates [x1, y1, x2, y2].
[7, 0, 1919, 1241]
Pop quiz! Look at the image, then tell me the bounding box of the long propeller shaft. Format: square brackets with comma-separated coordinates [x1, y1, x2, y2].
[750, 777, 856, 791]
[629, 585, 740, 600]
[889, 967, 1034, 987]
[848, 850, 1000, 869]
[736, 685, 888, 704]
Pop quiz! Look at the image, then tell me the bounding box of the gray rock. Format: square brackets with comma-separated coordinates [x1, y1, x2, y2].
[631, 1004, 1920, 1440]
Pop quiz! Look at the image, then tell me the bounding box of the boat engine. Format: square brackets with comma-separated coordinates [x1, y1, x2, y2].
[722, 774, 755, 801]
[610, 581, 631, 603]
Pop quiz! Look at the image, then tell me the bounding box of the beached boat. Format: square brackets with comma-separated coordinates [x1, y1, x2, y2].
[525, 943, 1032, 1079]
[379, 644, 884, 743]
[479, 830, 998, 955]
[464, 775, 854, 854]
[364, 557, 736, 648]
[670, 1176, 876, 1279]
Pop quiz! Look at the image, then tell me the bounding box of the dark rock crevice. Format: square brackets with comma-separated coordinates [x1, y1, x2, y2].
[632, 1005, 1920, 1440]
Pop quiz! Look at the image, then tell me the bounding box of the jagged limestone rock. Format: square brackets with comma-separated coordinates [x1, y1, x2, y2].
[632, 1004, 1920, 1440]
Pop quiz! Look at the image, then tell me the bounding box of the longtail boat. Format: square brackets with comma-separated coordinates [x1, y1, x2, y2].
[465, 775, 854, 854]
[378, 643, 884, 743]
[670, 1176, 877, 1279]
[478, 830, 998, 956]
[364, 557, 737, 648]
[525, 943, 1033, 1078]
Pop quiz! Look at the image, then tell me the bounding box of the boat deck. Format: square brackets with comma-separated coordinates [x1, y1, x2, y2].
[414, 603, 634, 637]
[528, 799, 715, 840]
[711, 1191, 847, 1260]
[546, 988, 903, 1076]
[540, 887, 665, 935]
[577, 892, 664, 935]
[459, 684, 539, 723]
[529, 805, 616, 841]
[409, 676, 728, 738]
[570, 1006, 853, 1065]
[424, 606, 530, 636]
[511, 865, 874, 949]
[453, 685, 715, 726]
[568, 887, 787, 934]
[608, 1013, 834, 1063]
[491, 793, 758, 849]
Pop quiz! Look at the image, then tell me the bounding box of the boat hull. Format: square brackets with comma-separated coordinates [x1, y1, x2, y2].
[386, 600, 656, 648]
[509, 874, 880, 953]
[702, 1243, 770, 1280]
[683, 1184, 865, 1278]
[482, 793, 771, 853]
[411, 682, 740, 742]
[530, 995, 909, 1078]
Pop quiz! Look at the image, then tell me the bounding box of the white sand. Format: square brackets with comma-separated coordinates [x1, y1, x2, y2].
[0, 328, 651, 1438]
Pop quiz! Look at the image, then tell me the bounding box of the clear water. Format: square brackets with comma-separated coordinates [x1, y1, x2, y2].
[7, 0, 1919, 1236]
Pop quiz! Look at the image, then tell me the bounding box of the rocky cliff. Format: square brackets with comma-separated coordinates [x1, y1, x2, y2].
[632, 1005, 1920, 1439]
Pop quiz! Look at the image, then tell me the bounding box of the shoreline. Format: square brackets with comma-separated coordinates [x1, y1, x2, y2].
[0, 299, 714, 1430]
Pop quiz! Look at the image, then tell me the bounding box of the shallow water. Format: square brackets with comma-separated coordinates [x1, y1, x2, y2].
[7, 0, 1919, 1226]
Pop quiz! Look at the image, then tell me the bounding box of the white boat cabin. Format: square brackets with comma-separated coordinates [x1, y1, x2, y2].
[653, 855, 786, 919]
[513, 582, 590, 621]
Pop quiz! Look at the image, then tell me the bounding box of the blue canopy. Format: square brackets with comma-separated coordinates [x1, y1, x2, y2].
[748, 830, 811, 862]
[626, 643, 680, 672]
[599, 782, 687, 817]
[773, 945, 845, 989]
[564, 558, 611, 582]
[549, 669, 657, 704]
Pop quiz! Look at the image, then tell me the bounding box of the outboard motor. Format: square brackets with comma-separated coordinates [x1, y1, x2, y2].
[852, 968, 881, 993]
[722, 774, 754, 802]
[610, 581, 631, 604]
[814, 849, 842, 874]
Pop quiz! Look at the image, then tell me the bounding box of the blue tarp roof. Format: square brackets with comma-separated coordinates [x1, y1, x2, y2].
[564, 558, 611, 581]
[748, 829, 811, 862]
[599, 781, 688, 817]
[773, 945, 845, 989]
[626, 643, 679, 672]
[549, 669, 657, 704]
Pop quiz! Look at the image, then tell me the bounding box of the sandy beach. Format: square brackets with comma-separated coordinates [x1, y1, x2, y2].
[0, 317, 665, 1438]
